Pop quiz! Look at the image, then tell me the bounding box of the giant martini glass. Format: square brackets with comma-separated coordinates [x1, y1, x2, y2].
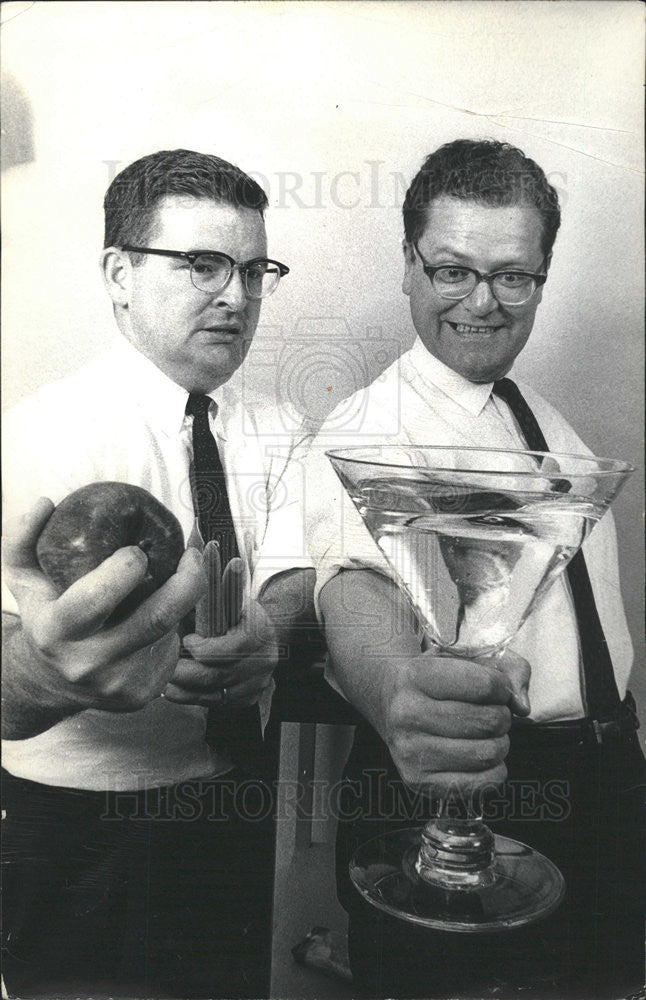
[327, 445, 633, 932]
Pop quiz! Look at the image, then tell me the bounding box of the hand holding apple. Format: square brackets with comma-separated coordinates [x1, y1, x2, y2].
[36, 481, 185, 624]
[2, 493, 207, 739]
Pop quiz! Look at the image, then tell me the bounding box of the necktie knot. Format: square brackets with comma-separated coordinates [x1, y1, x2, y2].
[186, 393, 213, 419]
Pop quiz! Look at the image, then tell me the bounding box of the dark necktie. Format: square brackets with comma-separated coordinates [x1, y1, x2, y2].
[185, 392, 264, 772]
[186, 393, 240, 564]
[492, 377, 621, 721]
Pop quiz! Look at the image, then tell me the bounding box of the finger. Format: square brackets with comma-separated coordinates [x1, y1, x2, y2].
[399, 699, 512, 740]
[412, 654, 515, 706]
[163, 683, 231, 707]
[209, 689, 266, 710]
[167, 657, 227, 692]
[394, 736, 509, 787]
[51, 546, 149, 638]
[100, 547, 207, 657]
[107, 631, 181, 708]
[223, 557, 244, 631]
[213, 651, 276, 691]
[404, 763, 509, 801]
[163, 683, 205, 705]
[169, 647, 274, 692]
[145, 631, 183, 695]
[195, 541, 223, 637]
[2, 498, 59, 605]
[164, 671, 272, 706]
[417, 733, 510, 775]
[181, 620, 266, 661]
[3, 497, 55, 570]
[221, 669, 273, 701]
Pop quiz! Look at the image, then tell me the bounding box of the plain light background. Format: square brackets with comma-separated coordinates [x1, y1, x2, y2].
[2, 1, 644, 683]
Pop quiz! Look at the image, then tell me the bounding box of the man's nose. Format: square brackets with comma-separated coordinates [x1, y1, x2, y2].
[213, 267, 248, 309]
[462, 278, 498, 315]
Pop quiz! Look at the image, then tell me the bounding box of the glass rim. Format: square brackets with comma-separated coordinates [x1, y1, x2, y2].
[325, 445, 635, 478]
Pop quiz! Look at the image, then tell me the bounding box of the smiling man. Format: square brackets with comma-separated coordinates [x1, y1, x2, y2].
[307, 140, 644, 998]
[2, 149, 311, 999]
[404, 195, 548, 383]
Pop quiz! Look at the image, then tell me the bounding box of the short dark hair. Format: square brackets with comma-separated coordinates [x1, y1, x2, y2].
[403, 139, 561, 257]
[103, 148, 268, 249]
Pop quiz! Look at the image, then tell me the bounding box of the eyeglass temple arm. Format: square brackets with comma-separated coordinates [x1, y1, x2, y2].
[122, 246, 289, 275]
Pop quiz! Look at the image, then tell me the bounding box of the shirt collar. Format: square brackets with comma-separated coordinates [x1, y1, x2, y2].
[405, 337, 494, 416]
[111, 337, 232, 438]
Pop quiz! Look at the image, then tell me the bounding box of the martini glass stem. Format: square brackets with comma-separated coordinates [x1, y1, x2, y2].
[414, 741, 496, 889]
[415, 806, 496, 890]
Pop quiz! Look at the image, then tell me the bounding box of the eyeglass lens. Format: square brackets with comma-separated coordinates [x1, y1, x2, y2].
[432, 267, 536, 305]
[190, 254, 280, 298]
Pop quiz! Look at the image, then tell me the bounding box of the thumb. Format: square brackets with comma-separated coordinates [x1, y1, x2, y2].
[478, 649, 531, 717]
[499, 649, 531, 717]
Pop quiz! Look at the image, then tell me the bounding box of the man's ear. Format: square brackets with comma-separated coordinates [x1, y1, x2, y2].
[534, 252, 552, 307]
[100, 247, 132, 307]
[402, 240, 415, 296]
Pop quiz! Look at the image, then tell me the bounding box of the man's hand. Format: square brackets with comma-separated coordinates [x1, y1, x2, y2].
[164, 599, 279, 708]
[163, 542, 278, 709]
[319, 569, 531, 799]
[2, 497, 207, 739]
[375, 646, 530, 798]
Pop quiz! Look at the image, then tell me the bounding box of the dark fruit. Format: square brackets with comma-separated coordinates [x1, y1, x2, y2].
[36, 482, 185, 625]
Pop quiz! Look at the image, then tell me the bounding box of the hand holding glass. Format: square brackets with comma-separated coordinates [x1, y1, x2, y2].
[327, 446, 632, 931]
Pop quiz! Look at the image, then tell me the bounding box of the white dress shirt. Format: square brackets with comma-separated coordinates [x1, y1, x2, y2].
[2, 336, 310, 790]
[304, 338, 633, 723]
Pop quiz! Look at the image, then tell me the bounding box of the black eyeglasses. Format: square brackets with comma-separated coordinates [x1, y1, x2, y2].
[413, 242, 547, 307]
[121, 246, 290, 299]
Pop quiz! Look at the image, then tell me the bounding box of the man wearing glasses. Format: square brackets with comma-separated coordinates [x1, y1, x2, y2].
[308, 140, 644, 997]
[2, 149, 310, 998]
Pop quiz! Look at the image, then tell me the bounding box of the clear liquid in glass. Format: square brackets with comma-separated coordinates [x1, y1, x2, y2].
[352, 475, 601, 657]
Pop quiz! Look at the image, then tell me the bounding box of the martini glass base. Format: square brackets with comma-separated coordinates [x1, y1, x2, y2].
[350, 827, 565, 933]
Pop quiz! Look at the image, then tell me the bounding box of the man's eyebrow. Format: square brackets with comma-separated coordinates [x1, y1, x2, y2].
[422, 246, 497, 264]
[426, 246, 540, 270]
[423, 245, 470, 260]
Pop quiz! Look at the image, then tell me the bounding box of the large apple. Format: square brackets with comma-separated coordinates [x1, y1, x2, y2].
[36, 481, 185, 625]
